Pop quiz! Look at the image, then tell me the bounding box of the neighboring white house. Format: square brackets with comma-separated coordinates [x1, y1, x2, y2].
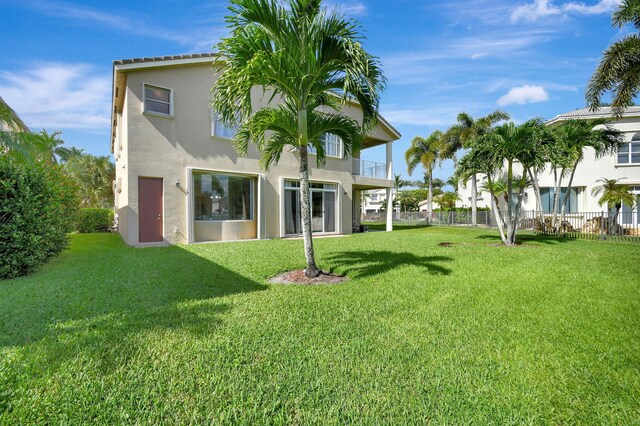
[110, 54, 400, 245]
[457, 107, 640, 224]
[361, 188, 386, 213]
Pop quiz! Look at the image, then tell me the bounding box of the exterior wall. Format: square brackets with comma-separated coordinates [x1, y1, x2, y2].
[114, 62, 396, 245]
[457, 117, 640, 212]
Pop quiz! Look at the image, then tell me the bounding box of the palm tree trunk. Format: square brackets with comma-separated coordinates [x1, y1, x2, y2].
[559, 161, 578, 228]
[505, 160, 515, 244]
[471, 174, 478, 226]
[551, 167, 563, 231]
[528, 167, 544, 231]
[487, 174, 507, 244]
[427, 170, 433, 225]
[298, 109, 319, 278]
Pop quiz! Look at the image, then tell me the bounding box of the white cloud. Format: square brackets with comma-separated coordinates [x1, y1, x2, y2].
[497, 85, 550, 106]
[511, 0, 621, 23]
[328, 1, 368, 16]
[0, 63, 111, 130]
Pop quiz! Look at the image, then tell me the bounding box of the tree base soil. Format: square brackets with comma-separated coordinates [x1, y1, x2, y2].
[269, 269, 348, 285]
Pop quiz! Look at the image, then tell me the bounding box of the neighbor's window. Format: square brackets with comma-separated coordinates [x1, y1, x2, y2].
[618, 133, 640, 164]
[212, 112, 238, 139]
[193, 173, 254, 221]
[308, 133, 342, 158]
[540, 187, 579, 213]
[143, 84, 172, 116]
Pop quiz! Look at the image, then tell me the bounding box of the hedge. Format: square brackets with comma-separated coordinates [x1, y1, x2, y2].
[0, 159, 79, 279]
[76, 208, 114, 233]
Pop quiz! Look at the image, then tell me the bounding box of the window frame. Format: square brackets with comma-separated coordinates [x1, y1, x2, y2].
[142, 83, 174, 118]
[307, 133, 343, 159]
[211, 110, 238, 140]
[193, 172, 255, 222]
[616, 133, 640, 166]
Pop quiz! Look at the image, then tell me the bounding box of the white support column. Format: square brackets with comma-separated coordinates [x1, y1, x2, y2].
[386, 141, 393, 232]
[257, 174, 265, 239]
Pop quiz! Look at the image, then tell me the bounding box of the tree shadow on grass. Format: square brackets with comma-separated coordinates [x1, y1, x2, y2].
[324, 250, 453, 278]
[363, 223, 430, 232]
[0, 233, 267, 387]
[474, 232, 572, 245]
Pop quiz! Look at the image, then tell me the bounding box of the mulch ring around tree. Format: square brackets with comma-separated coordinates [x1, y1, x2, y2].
[269, 269, 349, 285]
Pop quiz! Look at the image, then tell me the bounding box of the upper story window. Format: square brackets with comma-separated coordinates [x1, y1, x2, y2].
[618, 132, 640, 165]
[212, 112, 238, 139]
[308, 133, 342, 158]
[143, 84, 173, 116]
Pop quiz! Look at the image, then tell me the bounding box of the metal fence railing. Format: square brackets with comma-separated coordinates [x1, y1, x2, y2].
[361, 210, 640, 242]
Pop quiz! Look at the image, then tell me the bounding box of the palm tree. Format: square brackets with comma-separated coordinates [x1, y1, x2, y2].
[441, 110, 510, 225]
[591, 177, 636, 234]
[435, 191, 460, 211]
[405, 131, 443, 224]
[548, 119, 621, 227]
[457, 119, 546, 245]
[64, 154, 115, 208]
[211, 0, 385, 278]
[587, 1, 640, 115]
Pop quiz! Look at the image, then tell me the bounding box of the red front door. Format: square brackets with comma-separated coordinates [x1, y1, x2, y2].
[138, 177, 163, 243]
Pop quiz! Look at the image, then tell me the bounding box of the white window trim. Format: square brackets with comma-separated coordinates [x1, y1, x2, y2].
[307, 134, 344, 159]
[615, 140, 640, 166]
[211, 110, 237, 140]
[280, 177, 342, 237]
[192, 171, 256, 222]
[142, 83, 174, 118]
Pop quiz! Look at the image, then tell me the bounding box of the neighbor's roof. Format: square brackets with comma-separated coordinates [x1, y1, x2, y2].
[113, 53, 217, 66]
[547, 106, 640, 125]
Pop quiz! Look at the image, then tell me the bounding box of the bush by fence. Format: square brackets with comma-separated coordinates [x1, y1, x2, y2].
[76, 208, 114, 233]
[0, 160, 80, 279]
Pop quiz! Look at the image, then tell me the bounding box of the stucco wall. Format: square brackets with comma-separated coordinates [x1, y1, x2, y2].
[115, 62, 395, 245]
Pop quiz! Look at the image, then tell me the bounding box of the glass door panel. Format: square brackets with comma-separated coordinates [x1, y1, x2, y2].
[284, 189, 301, 235]
[311, 191, 324, 233]
[324, 191, 336, 232]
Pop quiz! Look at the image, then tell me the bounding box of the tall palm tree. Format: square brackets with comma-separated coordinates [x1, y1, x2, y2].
[441, 110, 510, 225]
[457, 119, 546, 245]
[64, 154, 115, 208]
[435, 191, 461, 211]
[405, 131, 443, 223]
[549, 119, 621, 225]
[212, 0, 385, 278]
[587, 0, 640, 115]
[591, 177, 636, 233]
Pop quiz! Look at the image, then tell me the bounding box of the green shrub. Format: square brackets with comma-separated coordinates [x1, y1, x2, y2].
[76, 208, 114, 233]
[0, 159, 80, 279]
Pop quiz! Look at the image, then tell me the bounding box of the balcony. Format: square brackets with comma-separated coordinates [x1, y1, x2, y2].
[352, 159, 387, 179]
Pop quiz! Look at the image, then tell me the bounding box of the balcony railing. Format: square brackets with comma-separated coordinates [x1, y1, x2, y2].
[352, 159, 387, 179]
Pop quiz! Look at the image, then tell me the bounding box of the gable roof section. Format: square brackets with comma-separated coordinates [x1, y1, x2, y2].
[547, 106, 640, 126]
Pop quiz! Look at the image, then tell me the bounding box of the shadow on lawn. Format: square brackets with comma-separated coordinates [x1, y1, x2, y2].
[0, 234, 266, 378]
[325, 250, 453, 278]
[474, 232, 572, 245]
[364, 223, 430, 232]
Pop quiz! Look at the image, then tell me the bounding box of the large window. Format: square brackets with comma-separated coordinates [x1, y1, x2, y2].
[308, 133, 342, 158]
[618, 133, 640, 164]
[194, 173, 254, 221]
[212, 112, 237, 139]
[540, 187, 579, 213]
[143, 84, 172, 116]
[284, 180, 337, 235]
[621, 186, 640, 225]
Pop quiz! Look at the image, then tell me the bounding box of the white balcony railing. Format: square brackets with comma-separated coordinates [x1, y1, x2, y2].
[352, 158, 387, 179]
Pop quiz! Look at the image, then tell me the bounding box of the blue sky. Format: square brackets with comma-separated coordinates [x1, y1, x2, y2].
[0, 0, 624, 184]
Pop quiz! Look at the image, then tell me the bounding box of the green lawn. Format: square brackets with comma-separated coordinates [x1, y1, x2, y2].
[1, 228, 639, 423]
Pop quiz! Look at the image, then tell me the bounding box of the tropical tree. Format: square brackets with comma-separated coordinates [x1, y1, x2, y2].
[435, 191, 460, 211]
[591, 177, 636, 233]
[547, 119, 621, 227]
[457, 119, 547, 245]
[405, 131, 443, 223]
[441, 110, 510, 225]
[64, 154, 116, 208]
[211, 0, 385, 278]
[587, 0, 640, 115]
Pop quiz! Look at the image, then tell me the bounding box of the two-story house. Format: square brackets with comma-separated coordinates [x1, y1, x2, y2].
[457, 107, 640, 226]
[111, 54, 400, 246]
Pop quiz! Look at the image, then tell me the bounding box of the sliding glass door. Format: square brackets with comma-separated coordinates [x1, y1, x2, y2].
[284, 181, 337, 235]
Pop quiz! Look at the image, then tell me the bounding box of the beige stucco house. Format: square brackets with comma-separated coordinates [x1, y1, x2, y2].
[457, 107, 640, 225]
[110, 54, 400, 246]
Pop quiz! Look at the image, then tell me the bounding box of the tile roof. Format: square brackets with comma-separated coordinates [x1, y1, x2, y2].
[553, 106, 640, 119]
[113, 53, 216, 65]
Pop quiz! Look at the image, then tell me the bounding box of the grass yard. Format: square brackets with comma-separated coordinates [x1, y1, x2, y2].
[1, 227, 639, 423]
